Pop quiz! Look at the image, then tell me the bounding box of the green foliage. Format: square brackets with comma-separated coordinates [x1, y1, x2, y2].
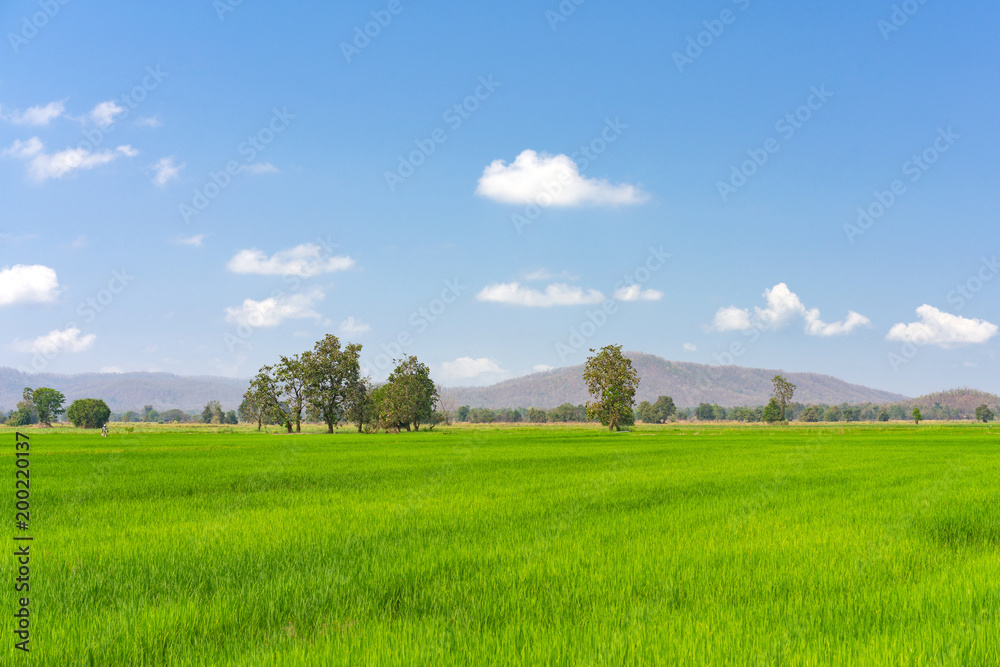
[66, 398, 112, 428]
[6, 408, 34, 427]
[695, 403, 715, 421]
[762, 398, 783, 423]
[30, 387, 66, 425]
[825, 405, 842, 422]
[798, 405, 823, 422]
[303, 335, 363, 434]
[382, 356, 438, 431]
[771, 375, 796, 420]
[913, 407, 923, 424]
[877, 409, 890, 422]
[582, 345, 640, 431]
[975, 404, 995, 423]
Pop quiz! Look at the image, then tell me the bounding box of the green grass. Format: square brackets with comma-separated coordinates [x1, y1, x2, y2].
[2, 423, 998, 665]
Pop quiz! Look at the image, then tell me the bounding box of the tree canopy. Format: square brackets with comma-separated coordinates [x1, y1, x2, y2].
[582, 345, 640, 431]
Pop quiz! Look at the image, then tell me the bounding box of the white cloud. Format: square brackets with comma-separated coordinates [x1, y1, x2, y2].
[613, 284, 664, 302]
[243, 162, 278, 174]
[339, 316, 370, 334]
[151, 156, 183, 186]
[533, 364, 555, 373]
[0, 264, 60, 305]
[886, 305, 998, 348]
[133, 116, 162, 128]
[3, 138, 136, 182]
[90, 101, 125, 127]
[1, 100, 66, 126]
[476, 150, 648, 206]
[226, 244, 355, 277]
[712, 283, 870, 337]
[224, 289, 324, 328]
[178, 234, 205, 247]
[440, 357, 509, 382]
[13, 327, 95, 355]
[683, 342, 697, 352]
[476, 282, 605, 307]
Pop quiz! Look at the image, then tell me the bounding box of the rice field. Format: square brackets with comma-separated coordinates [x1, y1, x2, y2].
[2, 422, 998, 665]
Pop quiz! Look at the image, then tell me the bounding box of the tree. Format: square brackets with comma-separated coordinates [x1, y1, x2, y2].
[202, 400, 224, 424]
[798, 405, 823, 422]
[225, 410, 238, 425]
[877, 409, 890, 422]
[160, 409, 188, 423]
[304, 335, 362, 433]
[29, 387, 66, 425]
[912, 407, 923, 425]
[771, 375, 796, 421]
[527, 407, 547, 423]
[13, 388, 38, 425]
[384, 356, 438, 431]
[652, 395, 676, 423]
[67, 399, 112, 428]
[142, 405, 159, 422]
[456, 405, 471, 422]
[825, 405, 842, 422]
[345, 376, 374, 433]
[762, 398, 783, 423]
[242, 367, 284, 431]
[975, 404, 995, 423]
[276, 353, 310, 433]
[582, 345, 640, 431]
[695, 403, 715, 421]
[636, 401, 656, 423]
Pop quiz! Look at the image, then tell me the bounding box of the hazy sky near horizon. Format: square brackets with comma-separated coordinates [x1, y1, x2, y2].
[2, 0, 998, 396]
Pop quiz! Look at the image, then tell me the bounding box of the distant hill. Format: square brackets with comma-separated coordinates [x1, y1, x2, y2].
[0, 368, 248, 414]
[902, 388, 1000, 418]
[440, 352, 909, 409]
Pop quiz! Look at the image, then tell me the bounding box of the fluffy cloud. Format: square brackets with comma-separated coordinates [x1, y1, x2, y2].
[886, 305, 998, 348]
[0, 264, 60, 305]
[477, 282, 605, 307]
[339, 316, 370, 334]
[683, 342, 697, 352]
[133, 116, 162, 128]
[440, 357, 509, 382]
[613, 284, 664, 302]
[90, 101, 125, 127]
[13, 327, 95, 355]
[1, 101, 65, 126]
[224, 289, 324, 328]
[533, 364, 555, 373]
[151, 156, 184, 186]
[476, 150, 648, 206]
[712, 283, 870, 337]
[3, 138, 136, 182]
[226, 244, 355, 277]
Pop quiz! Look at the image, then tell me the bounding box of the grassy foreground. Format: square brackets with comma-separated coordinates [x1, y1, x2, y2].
[2, 423, 998, 665]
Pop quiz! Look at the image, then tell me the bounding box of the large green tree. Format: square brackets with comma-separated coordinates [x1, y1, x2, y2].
[975, 404, 995, 423]
[384, 356, 438, 431]
[276, 353, 310, 433]
[771, 375, 796, 420]
[28, 387, 66, 425]
[242, 367, 284, 431]
[304, 335, 362, 433]
[67, 399, 112, 429]
[582, 345, 640, 431]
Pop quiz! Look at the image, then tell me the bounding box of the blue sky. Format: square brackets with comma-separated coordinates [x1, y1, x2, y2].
[2, 0, 998, 397]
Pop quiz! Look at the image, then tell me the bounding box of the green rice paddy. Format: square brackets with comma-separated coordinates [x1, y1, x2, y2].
[2, 423, 998, 665]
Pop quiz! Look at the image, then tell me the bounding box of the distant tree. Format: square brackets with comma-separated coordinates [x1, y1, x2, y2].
[437, 393, 457, 426]
[29, 387, 66, 425]
[6, 408, 33, 427]
[225, 410, 238, 425]
[636, 401, 656, 423]
[67, 399, 112, 428]
[762, 398, 783, 423]
[384, 356, 438, 431]
[304, 335, 362, 434]
[712, 404, 727, 421]
[122, 411, 140, 423]
[201, 400, 224, 424]
[160, 409, 188, 423]
[276, 353, 310, 433]
[912, 407, 923, 425]
[242, 368, 284, 431]
[345, 376, 374, 433]
[798, 405, 823, 422]
[13, 388, 38, 425]
[528, 407, 547, 423]
[825, 405, 842, 422]
[456, 405, 471, 422]
[652, 395, 676, 423]
[975, 404, 994, 423]
[582, 345, 640, 431]
[877, 408, 890, 422]
[695, 403, 715, 421]
[142, 405, 159, 422]
[889, 404, 907, 420]
[771, 375, 796, 421]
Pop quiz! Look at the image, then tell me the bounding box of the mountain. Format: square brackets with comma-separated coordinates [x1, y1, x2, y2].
[902, 388, 1000, 415]
[0, 368, 248, 414]
[440, 352, 909, 409]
